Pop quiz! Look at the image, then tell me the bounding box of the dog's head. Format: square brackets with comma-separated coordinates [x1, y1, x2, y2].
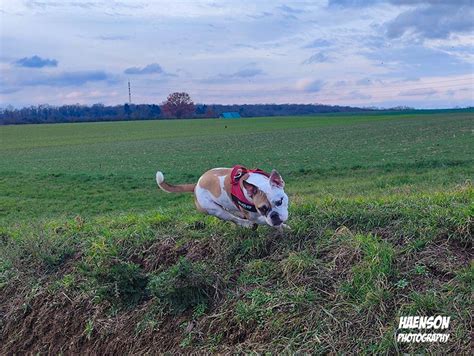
[242, 169, 289, 227]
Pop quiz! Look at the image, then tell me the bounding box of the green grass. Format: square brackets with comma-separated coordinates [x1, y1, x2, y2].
[0, 112, 473, 353]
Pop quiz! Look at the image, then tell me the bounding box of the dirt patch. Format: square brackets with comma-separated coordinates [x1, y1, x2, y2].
[141, 238, 180, 272]
[182, 240, 212, 262]
[1, 291, 94, 354]
[371, 225, 407, 246]
[420, 237, 472, 277]
[0, 236, 220, 354]
[0, 290, 191, 354]
[131, 238, 214, 273]
[395, 234, 472, 293]
[0, 250, 83, 334]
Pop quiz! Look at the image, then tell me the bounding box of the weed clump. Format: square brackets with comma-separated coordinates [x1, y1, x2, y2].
[238, 259, 277, 286]
[281, 251, 315, 281]
[147, 257, 216, 313]
[341, 234, 394, 308]
[83, 261, 148, 306]
[234, 288, 276, 326]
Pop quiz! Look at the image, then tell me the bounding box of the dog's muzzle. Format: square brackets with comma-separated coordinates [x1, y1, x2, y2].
[270, 211, 282, 226]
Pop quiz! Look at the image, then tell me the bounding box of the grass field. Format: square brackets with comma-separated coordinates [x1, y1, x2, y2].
[0, 112, 473, 353]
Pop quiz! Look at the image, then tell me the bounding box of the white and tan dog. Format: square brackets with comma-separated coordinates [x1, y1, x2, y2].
[156, 166, 289, 229]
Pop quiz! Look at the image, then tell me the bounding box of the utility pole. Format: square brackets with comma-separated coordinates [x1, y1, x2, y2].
[128, 81, 132, 104]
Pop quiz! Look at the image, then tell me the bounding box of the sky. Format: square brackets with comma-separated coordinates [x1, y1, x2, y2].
[0, 0, 473, 108]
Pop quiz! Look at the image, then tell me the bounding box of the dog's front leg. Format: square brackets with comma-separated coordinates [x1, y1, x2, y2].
[207, 205, 255, 228]
[254, 216, 268, 225]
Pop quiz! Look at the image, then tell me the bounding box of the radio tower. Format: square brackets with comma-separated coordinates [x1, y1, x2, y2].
[128, 81, 132, 103]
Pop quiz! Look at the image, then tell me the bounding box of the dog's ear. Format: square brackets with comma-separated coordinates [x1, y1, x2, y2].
[242, 180, 258, 197]
[269, 169, 285, 188]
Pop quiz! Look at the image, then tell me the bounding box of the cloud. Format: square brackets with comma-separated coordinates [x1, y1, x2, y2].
[202, 65, 265, 83]
[343, 90, 372, 100]
[22, 70, 112, 86]
[234, 43, 259, 50]
[228, 68, 264, 78]
[303, 39, 331, 48]
[247, 11, 273, 19]
[96, 35, 129, 41]
[356, 78, 378, 86]
[328, 0, 469, 7]
[399, 88, 437, 96]
[303, 52, 330, 64]
[446, 87, 470, 96]
[25, 1, 145, 10]
[390, 1, 471, 5]
[0, 87, 20, 94]
[363, 45, 472, 77]
[15, 55, 58, 68]
[439, 44, 474, 53]
[25, 1, 98, 9]
[124, 63, 163, 75]
[386, 3, 474, 40]
[277, 5, 305, 14]
[328, 0, 382, 7]
[297, 79, 325, 93]
[334, 80, 348, 87]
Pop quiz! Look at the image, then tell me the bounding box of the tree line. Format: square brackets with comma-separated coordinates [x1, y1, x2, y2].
[1, 91, 381, 125]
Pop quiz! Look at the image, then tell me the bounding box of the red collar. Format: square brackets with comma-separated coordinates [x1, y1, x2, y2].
[230, 165, 269, 212]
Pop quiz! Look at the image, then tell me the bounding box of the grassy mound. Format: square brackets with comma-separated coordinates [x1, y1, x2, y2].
[1, 112, 472, 352]
[1, 185, 472, 354]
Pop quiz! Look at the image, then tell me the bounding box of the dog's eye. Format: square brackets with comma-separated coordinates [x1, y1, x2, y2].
[275, 198, 283, 207]
[258, 206, 269, 215]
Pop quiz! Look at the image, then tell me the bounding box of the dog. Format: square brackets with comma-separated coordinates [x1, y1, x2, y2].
[156, 165, 289, 229]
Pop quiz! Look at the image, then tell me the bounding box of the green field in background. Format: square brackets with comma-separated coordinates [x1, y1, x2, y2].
[1, 112, 472, 224]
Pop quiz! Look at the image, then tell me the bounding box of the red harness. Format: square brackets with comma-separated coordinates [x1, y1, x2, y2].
[230, 165, 270, 212]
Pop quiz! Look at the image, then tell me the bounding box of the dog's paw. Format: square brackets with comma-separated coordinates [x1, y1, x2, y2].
[273, 224, 291, 231]
[238, 220, 255, 228]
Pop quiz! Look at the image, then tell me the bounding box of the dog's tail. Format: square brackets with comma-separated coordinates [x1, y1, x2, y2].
[156, 171, 196, 193]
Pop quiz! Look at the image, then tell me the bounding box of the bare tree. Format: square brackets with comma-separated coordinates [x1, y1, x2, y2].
[161, 92, 195, 119]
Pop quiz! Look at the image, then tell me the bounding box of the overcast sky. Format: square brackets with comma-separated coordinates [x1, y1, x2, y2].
[1, 0, 473, 108]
